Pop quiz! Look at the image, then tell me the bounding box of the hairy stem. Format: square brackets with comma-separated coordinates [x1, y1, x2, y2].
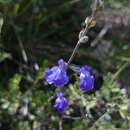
[66, 41, 81, 67]
[66, 0, 99, 68]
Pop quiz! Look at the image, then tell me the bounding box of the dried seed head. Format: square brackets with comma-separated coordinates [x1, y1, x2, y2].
[85, 17, 96, 28]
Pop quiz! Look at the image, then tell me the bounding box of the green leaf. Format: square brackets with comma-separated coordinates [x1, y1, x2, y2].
[0, 17, 3, 33]
[9, 73, 22, 94]
[0, 52, 11, 62]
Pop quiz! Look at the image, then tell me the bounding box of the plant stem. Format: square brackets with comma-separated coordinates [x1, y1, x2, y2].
[66, 41, 81, 67]
[66, 21, 91, 68]
[66, 0, 99, 67]
[59, 114, 63, 130]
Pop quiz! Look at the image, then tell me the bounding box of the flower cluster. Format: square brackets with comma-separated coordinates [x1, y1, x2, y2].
[44, 59, 94, 113]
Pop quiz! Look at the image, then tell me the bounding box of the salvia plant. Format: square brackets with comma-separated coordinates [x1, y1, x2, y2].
[1, 0, 130, 129]
[44, 0, 102, 113]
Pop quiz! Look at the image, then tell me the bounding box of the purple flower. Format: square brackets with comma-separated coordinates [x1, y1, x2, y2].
[44, 59, 69, 87]
[54, 92, 68, 113]
[79, 65, 94, 92]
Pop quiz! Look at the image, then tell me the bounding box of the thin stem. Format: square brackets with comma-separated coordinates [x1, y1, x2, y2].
[63, 115, 82, 120]
[112, 63, 128, 81]
[66, 0, 98, 67]
[59, 115, 63, 130]
[10, 20, 28, 63]
[66, 20, 91, 67]
[66, 41, 80, 67]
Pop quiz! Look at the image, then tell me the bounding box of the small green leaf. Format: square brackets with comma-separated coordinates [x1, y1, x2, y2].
[0, 17, 3, 33]
[0, 52, 11, 62]
[9, 73, 22, 94]
[13, 3, 20, 15]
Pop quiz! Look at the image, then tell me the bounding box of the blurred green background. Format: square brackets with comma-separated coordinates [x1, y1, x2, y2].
[0, 0, 130, 130]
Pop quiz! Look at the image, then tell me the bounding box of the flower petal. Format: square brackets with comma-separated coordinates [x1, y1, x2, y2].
[58, 59, 65, 69]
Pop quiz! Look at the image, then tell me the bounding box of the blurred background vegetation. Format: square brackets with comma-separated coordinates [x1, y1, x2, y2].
[0, 0, 130, 130]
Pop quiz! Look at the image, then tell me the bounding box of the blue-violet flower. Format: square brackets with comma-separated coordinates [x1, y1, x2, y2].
[44, 59, 69, 87]
[79, 65, 94, 92]
[54, 92, 68, 113]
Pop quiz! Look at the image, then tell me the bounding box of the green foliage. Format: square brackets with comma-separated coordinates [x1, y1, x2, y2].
[0, 0, 12, 4]
[66, 66, 130, 129]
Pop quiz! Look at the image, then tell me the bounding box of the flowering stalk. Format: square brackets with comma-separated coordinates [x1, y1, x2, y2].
[66, 10, 97, 68]
[44, 0, 103, 113]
